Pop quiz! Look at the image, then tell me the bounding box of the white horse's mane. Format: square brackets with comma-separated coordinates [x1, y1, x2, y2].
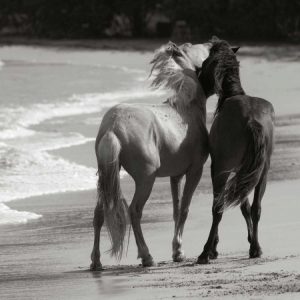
[150, 42, 202, 108]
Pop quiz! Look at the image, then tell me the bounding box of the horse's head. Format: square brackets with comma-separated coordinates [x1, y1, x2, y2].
[150, 41, 210, 75]
[150, 41, 211, 106]
[179, 42, 212, 70]
[199, 36, 240, 98]
[167, 42, 211, 71]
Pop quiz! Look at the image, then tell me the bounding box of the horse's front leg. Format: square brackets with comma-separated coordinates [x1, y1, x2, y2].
[170, 174, 183, 260]
[172, 166, 203, 262]
[197, 197, 223, 264]
[171, 175, 184, 222]
[197, 173, 228, 264]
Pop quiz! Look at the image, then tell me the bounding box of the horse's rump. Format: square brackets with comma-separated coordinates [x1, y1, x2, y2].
[96, 132, 129, 260]
[216, 118, 269, 210]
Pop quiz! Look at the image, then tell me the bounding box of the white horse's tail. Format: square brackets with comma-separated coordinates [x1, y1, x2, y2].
[96, 132, 129, 260]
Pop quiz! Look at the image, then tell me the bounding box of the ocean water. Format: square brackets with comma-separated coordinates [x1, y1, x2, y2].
[0, 45, 299, 226]
[0, 46, 165, 225]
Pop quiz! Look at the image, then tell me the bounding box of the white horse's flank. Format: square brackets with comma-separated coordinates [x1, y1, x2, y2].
[90, 42, 211, 270]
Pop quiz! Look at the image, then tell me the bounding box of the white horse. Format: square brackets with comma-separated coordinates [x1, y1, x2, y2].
[90, 41, 211, 270]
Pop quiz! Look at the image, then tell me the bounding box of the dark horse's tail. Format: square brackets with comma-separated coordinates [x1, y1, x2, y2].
[96, 132, 129, 260]
[217, 119, 267, 210]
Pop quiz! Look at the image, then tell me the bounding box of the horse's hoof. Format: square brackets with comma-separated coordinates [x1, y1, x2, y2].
[142, 255, 156, 267]
[90, 261, 103, 271]
[196, 254, 210, 264]
[173, 252, 186, 262]
[209, 250, 219, 260]
[249, 247, 262, 258]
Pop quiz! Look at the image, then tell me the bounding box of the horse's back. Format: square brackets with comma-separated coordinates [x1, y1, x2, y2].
[97, 103, 154, 139]
[97, 103, 188, 148]
[221, 95, 274, 121]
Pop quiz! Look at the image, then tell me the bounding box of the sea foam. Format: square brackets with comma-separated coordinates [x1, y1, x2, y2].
[0, 89, 165, 140]
[0, 89, 156, 225]
[0, 203, 41, 225]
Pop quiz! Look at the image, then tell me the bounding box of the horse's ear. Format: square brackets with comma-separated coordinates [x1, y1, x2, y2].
[231, 46, 240, 53]
[166, 41, 182, 57]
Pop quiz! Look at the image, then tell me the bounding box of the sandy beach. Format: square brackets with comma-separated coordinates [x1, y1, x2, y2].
[0, 43, 300, 299]
[1, 112, 300, 299]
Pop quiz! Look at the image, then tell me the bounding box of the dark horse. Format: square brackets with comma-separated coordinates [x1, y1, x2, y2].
[196, 38, 275, 264]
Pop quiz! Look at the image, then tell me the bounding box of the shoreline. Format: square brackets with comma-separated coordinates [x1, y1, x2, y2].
[0, 37, 166, 52]
[2, 108, 300, 225]
[0, 37, 299, 61]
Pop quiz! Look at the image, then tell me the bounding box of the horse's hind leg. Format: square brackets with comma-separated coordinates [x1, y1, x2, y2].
[250, 170, 268, 258]
[240, 198, 253, 244]
[130, 175, 156, 267]
[90, 200, 104, 270]
[209, 228, 220, 260]
[172, 167, 203, 262]
[171, 175, 183, 225]
[170, 174, 183, 261]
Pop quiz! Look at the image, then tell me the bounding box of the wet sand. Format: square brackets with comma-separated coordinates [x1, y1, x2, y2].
[1, 112, 300, 299]
[1, 180, 300, 299]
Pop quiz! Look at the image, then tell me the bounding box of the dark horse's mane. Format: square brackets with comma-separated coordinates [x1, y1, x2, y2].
[209, 38, 245, 115]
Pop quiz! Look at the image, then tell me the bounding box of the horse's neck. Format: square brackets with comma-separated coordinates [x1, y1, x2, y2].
[176, 89, 207, 125]
[217, 70, 245, 113]
[194, 97, 207, 124]
[182, 71, 207, 120]
[167, 72, 207, 123]
[194, 84, 207, 121]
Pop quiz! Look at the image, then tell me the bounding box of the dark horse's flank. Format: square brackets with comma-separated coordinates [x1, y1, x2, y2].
[197, 38, 275, 264]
